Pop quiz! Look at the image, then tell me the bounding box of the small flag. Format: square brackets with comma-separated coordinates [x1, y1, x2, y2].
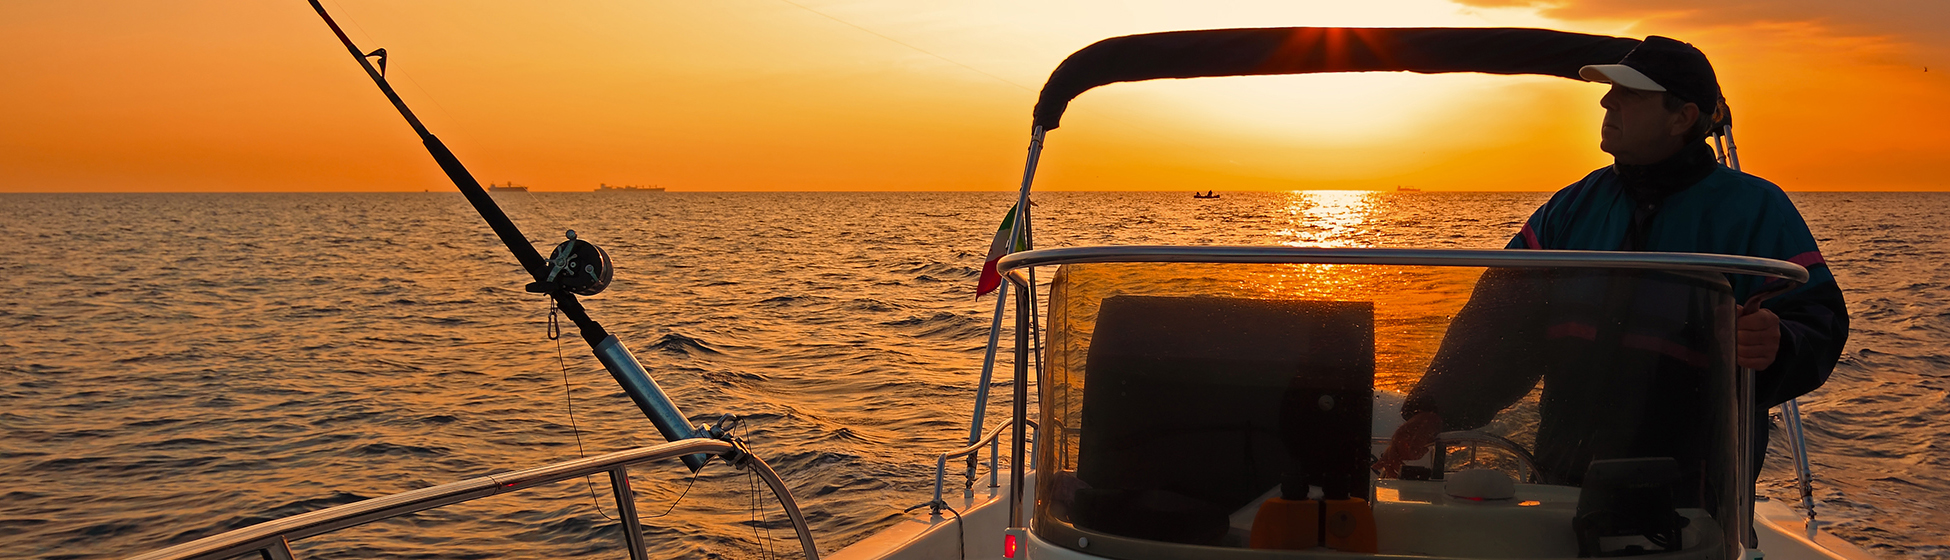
[977, 204, 1019, 296]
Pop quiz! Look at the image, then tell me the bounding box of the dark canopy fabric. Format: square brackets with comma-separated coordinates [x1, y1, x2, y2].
[1034, 27, 1640, 130]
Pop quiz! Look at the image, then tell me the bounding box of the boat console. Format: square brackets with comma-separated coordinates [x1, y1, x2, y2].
[999, 249, 1804, 560]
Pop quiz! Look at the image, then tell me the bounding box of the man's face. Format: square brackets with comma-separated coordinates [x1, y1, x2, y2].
[1598, 84, 1692, 165]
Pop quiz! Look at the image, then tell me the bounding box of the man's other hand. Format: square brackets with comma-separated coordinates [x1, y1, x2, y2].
[1377, 411, 1443, 478]
[1737, 307, 1782, 370]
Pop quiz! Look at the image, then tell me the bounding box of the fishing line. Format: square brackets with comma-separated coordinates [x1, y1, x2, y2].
[324, 0, 381, 51]
[552, 303, 619, 521]
[748, 451, 766, 559]
[740, 422, 778, 560]
[642, 468, 704, 519]
[326, 0, 487, 171]
[758, 469, 772, 559]
[514, 188, 575, 240]
[554, 297, 713, 528]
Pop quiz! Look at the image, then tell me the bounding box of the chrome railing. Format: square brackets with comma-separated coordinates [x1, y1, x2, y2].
[928, 420, 1038, 516]
[997, 246, 1809, 283]
[1780, 398, 1819, 521]
[124, 438, 819, 560]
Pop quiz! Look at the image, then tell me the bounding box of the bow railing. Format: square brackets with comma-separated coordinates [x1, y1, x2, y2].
[123, 439, 818, 560]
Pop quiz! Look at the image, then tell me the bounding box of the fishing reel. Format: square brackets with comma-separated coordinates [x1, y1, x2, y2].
[527, 230, 613, 296]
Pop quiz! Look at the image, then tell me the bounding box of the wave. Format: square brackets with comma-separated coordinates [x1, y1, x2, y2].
[348, 442, 451, 458]
[649, 333, 722, 355]
[879, 311, 988, 338]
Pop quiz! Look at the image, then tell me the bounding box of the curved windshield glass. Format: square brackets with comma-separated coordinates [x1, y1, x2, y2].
[1034, 262, 1745, 559]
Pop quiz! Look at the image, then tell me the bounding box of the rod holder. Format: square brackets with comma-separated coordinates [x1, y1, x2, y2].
[593, 336, 708, 472]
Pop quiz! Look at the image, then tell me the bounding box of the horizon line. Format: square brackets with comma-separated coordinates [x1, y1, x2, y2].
[3, 189, 1940, 194]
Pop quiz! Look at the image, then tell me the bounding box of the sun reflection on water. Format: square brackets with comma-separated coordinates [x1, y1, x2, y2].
[1270, 190, 1385, 248]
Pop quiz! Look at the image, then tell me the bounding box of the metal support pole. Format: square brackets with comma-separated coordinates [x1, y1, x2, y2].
[609, 467, 650, 560]
[1725, 127, 1742, 170]
[1004, 126, 1045, 530]
[1781, 398, 1818, 522]
[1012, 127, 1045, 244]
[1019, 242, 1045, 493]
[1029, 422, 1039, 476]
[1008, 278, 1032, 529]
[968, 285, 1009, 484]
[1017, 198, 1044, 493]
[1737, 366, 1758, 549]
[1726, 125, 1808, 529]
[1023, 200, 1045, 388]
[989, 434, 1000, 489]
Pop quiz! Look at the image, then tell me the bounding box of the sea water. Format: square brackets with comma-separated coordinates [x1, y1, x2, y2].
[1, 191, 1943, 559]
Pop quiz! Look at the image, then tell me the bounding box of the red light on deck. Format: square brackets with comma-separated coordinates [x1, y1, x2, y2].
[1003, 534, 1017, 558]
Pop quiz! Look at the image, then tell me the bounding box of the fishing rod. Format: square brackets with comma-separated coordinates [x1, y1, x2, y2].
[302, 0, 714, 472]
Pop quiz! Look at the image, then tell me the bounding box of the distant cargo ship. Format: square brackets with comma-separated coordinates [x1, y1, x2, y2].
[1396, 185, 1422, 192]
[596, 183, 665, 192]
[486, 182, 529, 192]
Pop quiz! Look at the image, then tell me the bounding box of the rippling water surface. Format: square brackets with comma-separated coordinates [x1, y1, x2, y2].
[1, 191, 1944, 559]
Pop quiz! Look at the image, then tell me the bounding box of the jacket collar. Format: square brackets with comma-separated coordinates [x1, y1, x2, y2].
[1612, 141, 1719, 205]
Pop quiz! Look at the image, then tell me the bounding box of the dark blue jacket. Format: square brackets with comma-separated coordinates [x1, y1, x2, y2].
[1509, 163, 1849, 409]
[1404, 153, 1849, 490]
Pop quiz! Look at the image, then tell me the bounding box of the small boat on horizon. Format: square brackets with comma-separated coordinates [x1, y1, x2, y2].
[596, 183, 665, 192]
[1194, 190, 1221, 199]
[1396, 185, 1421, 192]
[485, 182, 528, 192]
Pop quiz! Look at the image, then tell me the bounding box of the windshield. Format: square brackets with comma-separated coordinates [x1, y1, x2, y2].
[1034, 261, 1745, 559]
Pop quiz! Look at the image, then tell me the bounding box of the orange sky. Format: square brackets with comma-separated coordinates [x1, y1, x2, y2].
[1, 0, 1944, 192]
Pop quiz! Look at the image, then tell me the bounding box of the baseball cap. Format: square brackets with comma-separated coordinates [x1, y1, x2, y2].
[1580, 36, 1723, 111]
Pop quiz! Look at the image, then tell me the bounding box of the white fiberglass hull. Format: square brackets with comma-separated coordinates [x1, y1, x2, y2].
[834, 484, 1873, 560]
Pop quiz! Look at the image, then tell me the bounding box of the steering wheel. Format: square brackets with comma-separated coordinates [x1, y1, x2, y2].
[1431, 430, 1544, 483]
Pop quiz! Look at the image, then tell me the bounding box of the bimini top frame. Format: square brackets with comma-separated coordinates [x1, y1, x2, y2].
[1030, 27, 1640, 131]
[1001, 27, 1738, 247]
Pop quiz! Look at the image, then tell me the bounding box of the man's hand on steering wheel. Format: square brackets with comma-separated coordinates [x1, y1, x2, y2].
[1377, 411, 1444, 478]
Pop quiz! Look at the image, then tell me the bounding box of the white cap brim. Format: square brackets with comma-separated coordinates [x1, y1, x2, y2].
[1579, 64, 1666, 91]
